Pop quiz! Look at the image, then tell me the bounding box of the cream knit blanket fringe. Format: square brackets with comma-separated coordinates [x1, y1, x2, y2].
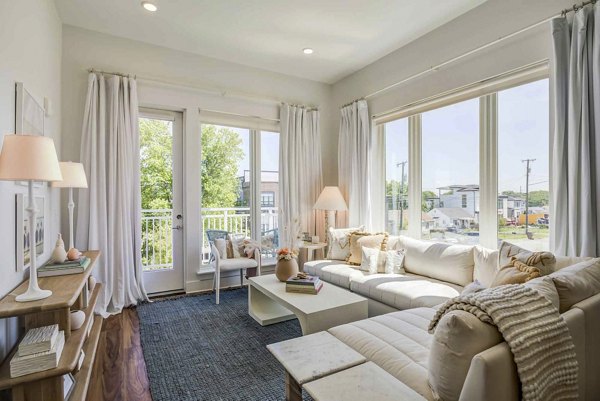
[429, 285, 578, 401]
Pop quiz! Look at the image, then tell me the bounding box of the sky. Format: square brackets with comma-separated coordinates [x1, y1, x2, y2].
[219, 127, 279, 176]
[385, 78, 549, 193]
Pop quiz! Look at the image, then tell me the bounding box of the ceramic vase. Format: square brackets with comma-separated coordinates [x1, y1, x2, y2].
[50, 234, 67, 264]
[275, 258, 299, 282]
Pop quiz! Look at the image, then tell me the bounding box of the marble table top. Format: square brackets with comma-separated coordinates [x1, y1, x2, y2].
[267, 331, 366, 385]
[303, 361, 426, 401]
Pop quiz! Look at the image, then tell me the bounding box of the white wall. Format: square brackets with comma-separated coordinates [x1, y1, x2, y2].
[331, 0, 574, 157]
[61, 26, 334, 293]
[0, 0, 62, 360]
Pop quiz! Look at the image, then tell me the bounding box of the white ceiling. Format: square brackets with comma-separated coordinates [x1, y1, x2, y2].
[55, 0, 486, 84]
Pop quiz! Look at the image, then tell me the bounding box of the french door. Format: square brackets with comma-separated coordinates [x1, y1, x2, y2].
[139, 108, 185, 294]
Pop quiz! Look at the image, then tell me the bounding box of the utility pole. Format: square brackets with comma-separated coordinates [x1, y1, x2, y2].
[397, 161, 407, 231]
[522, 159, 536, 238]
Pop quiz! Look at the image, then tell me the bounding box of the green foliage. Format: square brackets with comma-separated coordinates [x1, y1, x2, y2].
[499, 217, 507, 227]
[140, 118, 173, 210]
[201, 125, 245, 208]
[501, 190, 549, 207]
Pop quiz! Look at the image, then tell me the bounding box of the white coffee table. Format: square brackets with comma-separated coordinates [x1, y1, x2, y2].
[248, 274, 368, 335]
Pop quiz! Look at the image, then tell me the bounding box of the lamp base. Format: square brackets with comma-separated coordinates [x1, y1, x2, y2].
[15, 288, 52, 303]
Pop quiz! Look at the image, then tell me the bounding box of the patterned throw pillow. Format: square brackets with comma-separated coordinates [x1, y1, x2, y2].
[346, 232, 388, 266]
[384, 249, 405, 274]
[498, 241, 556, 276]
[360, 247, 384, 274]
[227, 233, 247, 258]
[327, 226, 364, 260]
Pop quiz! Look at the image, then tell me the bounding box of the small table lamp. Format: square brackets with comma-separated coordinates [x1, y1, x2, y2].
[313, 186, 348, 244]
[0, 135, 63, 302]
[51, 162, 88, 251]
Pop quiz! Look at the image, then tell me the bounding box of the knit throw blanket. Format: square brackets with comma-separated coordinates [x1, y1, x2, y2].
[429, 285, 578, 401]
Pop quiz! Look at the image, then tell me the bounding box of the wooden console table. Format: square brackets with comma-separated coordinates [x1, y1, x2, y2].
[0, 251, 103, 401]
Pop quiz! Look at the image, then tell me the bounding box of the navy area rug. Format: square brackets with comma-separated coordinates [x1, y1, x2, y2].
[137, 288, 313, 401]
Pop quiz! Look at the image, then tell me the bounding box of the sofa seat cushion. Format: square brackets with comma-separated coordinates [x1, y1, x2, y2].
[303, 260, 366, 289]
[350, 273, 462, 310]
[328, 307, 436, 401]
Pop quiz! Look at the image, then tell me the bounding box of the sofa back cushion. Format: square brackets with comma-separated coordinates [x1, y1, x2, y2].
[473, 246, 498, 287]
[400, 236, 475, 286]
[549, 258, 600, 313]
[428, 310, 503, 401]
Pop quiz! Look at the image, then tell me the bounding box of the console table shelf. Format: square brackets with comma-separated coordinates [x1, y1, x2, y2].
[0, 251, 103, 401]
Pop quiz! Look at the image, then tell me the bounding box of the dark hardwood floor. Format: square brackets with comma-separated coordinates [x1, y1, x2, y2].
[87, 308, 153, 401]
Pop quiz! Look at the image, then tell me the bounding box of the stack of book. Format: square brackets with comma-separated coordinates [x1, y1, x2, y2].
[10, 324, 65, 378]
[286, 274, 323, 295]
[38, 256, 91, 277]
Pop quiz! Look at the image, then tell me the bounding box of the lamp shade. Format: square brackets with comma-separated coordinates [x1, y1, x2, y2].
[314, 186, 348, 211]
[0, 135, 62, 182]
[51, 162, 88, 188]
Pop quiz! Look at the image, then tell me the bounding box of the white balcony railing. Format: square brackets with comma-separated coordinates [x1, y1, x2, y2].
[141, 207, 279, 270]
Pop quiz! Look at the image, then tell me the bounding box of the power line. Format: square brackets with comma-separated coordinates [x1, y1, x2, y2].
[522, 159, 536, 238]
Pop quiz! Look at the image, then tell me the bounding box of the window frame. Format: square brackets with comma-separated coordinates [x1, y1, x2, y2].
[379, 63, 549, 250]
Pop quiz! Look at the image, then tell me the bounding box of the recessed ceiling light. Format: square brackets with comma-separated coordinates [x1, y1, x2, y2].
[142, 1, 158, 12]
[303, 48, 314, 55]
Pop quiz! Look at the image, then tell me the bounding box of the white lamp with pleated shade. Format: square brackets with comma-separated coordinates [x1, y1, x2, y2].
[0, 135, 63, 302]
[51, 162, 88, 251]
[313, 186, 348, 244]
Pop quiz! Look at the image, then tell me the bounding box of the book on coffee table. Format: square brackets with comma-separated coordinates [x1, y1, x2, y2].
[286, 275, 323, 294]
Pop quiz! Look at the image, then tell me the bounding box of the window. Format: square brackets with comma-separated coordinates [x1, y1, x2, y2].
[261, 191, 275, 207]
[422, 98, 479, 244]
[380, 72, 551, 250]
[498, 79, 549, 251]
[385, 118, 409, 235]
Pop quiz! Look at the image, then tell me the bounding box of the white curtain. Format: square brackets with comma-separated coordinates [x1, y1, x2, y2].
[279, 104, 323, 248]
[551, 5, 600, 257]
[338, 100, 372, 229]
[77, 73, 148, 317]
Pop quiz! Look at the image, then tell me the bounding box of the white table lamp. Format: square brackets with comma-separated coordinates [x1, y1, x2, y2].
[0, 135, 63, 302]
[51, 162, 88, 251]
[313, 186, 348, 243]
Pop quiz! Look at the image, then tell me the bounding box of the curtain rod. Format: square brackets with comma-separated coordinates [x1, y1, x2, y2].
[88, 68, 135, 78]
[199, 108, 280, 123]
[342, 0, 594, 107]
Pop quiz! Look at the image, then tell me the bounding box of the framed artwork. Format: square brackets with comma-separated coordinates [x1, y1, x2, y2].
[16, 194, 45, 272]
[15, 82, 45, 187]
[15, 82, 44, 136]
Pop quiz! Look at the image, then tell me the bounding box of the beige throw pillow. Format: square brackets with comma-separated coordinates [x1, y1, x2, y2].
[491, 257, 541, 286]
[327, 226, 364, 260]
[498, 241, 556, 276]
[549, 258, 600, 313]
[428, 310, 503, 401]
[346, 232, 388, 265]
[227, 233, 246, 258]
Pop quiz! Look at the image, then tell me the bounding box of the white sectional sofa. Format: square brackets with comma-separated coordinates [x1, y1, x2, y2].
[294, 236, 600, 400]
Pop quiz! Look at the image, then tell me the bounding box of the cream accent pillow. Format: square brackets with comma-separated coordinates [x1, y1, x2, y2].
[327, 226, 363, 260]
[524, 276, 560, 310]
[385, 249, 405, 274]
[549, 257, 600, 313]
[346, 232, 388, 265]
[214, 238, 228, 259]
[401, 237, 475, 286]
[473, 246, 498, 287]
[428, 310, 503, 401]
[360, 247, 383, 274]
[498, 241, 556, 276]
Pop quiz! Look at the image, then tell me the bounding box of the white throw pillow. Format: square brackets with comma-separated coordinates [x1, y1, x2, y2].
[549, 257, 600, 313]
[214, 238, 228, 259]
[473, 246, 498, 287]
[359, 247, 382, 274]
[428, 310, 503, 401]
[384, 249, 405, 274]
[327, 226, 364, 260]
[401, 236, 475, 286]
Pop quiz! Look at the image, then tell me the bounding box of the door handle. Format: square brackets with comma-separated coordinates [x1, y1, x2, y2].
[172, 225, 183, 230]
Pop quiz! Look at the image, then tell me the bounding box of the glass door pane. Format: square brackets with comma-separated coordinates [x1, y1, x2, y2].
[201, 124, 250, 263]
[422, 98, 480, 244]
[260, 131, 280, 265]
[498, 79, 550, 251]
[385, 118, 409, 235]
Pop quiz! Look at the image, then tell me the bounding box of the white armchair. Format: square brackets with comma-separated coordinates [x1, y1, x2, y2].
[211, 243, 261, 304]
